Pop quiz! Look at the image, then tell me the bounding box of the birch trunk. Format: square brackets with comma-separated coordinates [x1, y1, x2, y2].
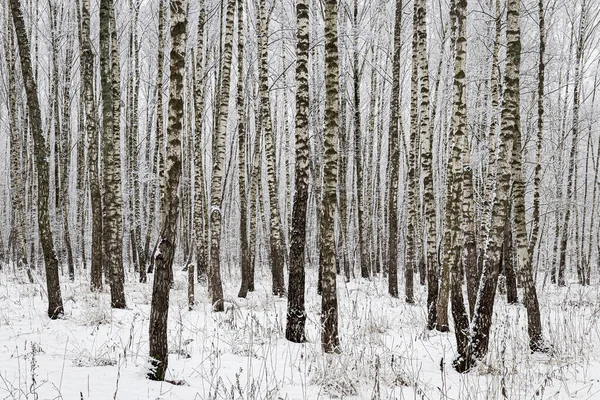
[480, 0, 501, 281]
[285, 0, 309, 343]
[466, 0, 522, 370]
[529, 0, 545, 257]
[7, 22, 27, 270]
[9, 0, 64, 319]
[237, 0, 250, 298]
[406, 1, 420, 306]
[446, 0, 470, 370]
[353, 0, 368, 280]
[387, 0, 402, 299]
[194, 0, 208, 284]
[558, 2, 586, 286]
[145, 0, 165, 278]
[99, 0, 126, 307]
[209, 0, 236, 312]
[80, 0, 103, 291]
[148, 0, 186, 381]
[60, 21, 75, 281]
[258, 0, 285, 296]
[321, 0, 340, 353]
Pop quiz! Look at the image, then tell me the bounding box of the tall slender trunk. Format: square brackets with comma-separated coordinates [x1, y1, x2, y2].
[7, 21, 28, 270]
[353, 0, 368, 280]
[237, 0, 250, 298]
[584, 65, 600, 286]
[406, 1, 420, 306]
[60, 18, 75, 281]
[145, 0, 165, 278]
[258, 0, 285, 296]
[337, 53, 349, 281]
[321, 0, 340, 353]
[80, 0, 103, 291]
[511, 81, 546, 351]
[558, 2, 586, 286]
[100, 0, 126, 308]
[193, 0, 208, 284]
[285, 0, 310, 343]
[148, 0, 186, 382]
[415, 0, 439, 326]
[387, 0, 402, 299]
[530, 0, 545, 257]
[551, 17, 575, 285]
[75, 0, 88, 272]
[209, 0, 236, 312]
[127, 0, 141, 278]
[248, 73, 261, 293]
[9, 0, 64, 319]
[480, 0, 501, 282]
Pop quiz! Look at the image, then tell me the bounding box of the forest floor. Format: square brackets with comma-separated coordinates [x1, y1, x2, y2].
[0, 267, 599, 399]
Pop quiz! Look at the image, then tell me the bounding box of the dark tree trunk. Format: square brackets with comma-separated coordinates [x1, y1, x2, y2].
[148, 0, 187, 381]
[321, 0, 341, 354]
[387, 0, 402, 299]
[285, 0, 309, 344]
[9, 0, 64, 319]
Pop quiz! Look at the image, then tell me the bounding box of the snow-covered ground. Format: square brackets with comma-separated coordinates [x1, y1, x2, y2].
[1, 268, 599, 399]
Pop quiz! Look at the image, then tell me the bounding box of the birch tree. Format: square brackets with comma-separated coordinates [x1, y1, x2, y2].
[446, 0, 470, 370]
[387, 0, 402, 299]
[321, 0, 340, 353]
[99, 0, 126, 308]
[465, 0, 527, 371]
[148, 0, 186, 382]
[209, 0, 236, 312]
[194, 0, 208, 284]
[237, 0, 250, 298]
[285, 0, 309, 343]
[259, 0, 286, 296]
[9, 0, 64, 319]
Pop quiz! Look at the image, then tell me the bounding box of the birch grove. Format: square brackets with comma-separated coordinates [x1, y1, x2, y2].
[1, 0, 600, 383]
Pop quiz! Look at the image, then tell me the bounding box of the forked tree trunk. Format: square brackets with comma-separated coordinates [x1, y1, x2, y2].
[465, 0, 523, 371]
[446, 0, 470, 370]
[9, 0, 64, 319]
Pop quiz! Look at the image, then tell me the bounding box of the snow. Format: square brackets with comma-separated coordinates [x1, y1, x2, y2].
[1, 269, 599, 399]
